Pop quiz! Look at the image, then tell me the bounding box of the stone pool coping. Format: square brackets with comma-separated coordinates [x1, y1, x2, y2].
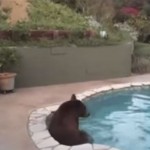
[28, 81, 150, 150]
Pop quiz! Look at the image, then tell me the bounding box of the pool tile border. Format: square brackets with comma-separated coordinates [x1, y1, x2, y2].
[28, 81, 150, 150]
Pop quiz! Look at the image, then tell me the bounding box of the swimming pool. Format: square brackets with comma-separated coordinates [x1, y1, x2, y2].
[80, 86, 150, 150]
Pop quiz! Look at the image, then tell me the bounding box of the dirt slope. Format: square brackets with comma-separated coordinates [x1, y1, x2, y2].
[0, 0, 28, 24]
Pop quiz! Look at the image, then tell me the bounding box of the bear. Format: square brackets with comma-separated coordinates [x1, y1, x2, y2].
[46, 94, 93, 146]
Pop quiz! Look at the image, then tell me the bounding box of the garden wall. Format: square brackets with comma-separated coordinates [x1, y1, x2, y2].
[14, 42, 133, 87]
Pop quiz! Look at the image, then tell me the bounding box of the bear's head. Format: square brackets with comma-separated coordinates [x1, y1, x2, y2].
[69, 94, 90, 118]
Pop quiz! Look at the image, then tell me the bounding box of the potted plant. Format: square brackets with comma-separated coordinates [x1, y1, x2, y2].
[0, 47, 20, 93]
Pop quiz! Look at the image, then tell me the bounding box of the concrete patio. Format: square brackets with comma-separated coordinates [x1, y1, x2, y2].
[0, 74, 150, 150]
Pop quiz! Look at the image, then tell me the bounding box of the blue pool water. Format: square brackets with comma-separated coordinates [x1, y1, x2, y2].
[79, 87, 150, 150]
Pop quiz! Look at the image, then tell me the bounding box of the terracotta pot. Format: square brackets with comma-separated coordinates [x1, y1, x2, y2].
[0, 72, 17, 92]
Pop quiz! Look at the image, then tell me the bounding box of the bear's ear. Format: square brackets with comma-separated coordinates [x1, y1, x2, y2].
[70, 94, 77, 101]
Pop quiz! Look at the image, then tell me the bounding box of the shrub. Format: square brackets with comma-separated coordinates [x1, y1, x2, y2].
[51, 0, 77, 10]
[128, 16, 150, 43]
[0, 9, 10, 30]
[142, 3, 150, 17]
[132, 55, 150, 73]
[25, 0, 89, 31]
[0, 48, 20, 72]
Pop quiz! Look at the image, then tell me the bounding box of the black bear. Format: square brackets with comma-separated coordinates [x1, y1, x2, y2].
[46, 94, 93, 146]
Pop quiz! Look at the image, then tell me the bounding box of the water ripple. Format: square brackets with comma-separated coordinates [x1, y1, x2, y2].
[79, 87, 150, 150]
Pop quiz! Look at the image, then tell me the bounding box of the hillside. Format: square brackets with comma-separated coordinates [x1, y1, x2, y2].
[0, 0, 28, 24]
[0, 0, 88, 31]
[0, 0, 149, 25]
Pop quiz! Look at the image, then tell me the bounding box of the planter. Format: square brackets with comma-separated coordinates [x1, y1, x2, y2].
[0, 73, 17, 93]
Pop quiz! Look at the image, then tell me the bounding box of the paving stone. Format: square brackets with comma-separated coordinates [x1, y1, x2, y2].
[93, 86, 112, 93]
[76, 94, 86, 100]
[93, 144, 110, 150]
[29, 120, 39, 126]
[100, 86, 112, 91]
[30, 113, 45, 120]
[142, 82, 150, 85]
[122, 83, 131, 87]
[71, 144, 93, 150]
[37, 137, 59, 148]
[82, 90, 95, 97]
[36, 116, 46, 123]
[30, 115, 46, 123]
[111, 84, 129, 89]
[92, 88, 103, 93]
[29, 123, 46, 133]
[93, 88, 101, 92]
[109, 148, 120, 150]
[31, 112, 46, 117]
[87, 90, 96, 95]
[36, 108, 50, 115]
[42, 147, 52, 150]
[32, 130, 51, 143]
[46, 105, 59, 112]
[131, 82, 142, 86]
[54, 144, 70, 150]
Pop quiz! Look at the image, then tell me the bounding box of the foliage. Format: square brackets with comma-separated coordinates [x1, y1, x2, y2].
[0, 0, 134, 44]
[100, 21, 131, 42]
[51, 0, 88, 14]
[113, 0, 145, 10]
[81, 0, 115, 22]
[0, 0, 89, 31]
[132, 54, 150, 74]
[0, 37, 121, 48]
[113, 0, 150, 23]
[11, 21, 30, 41]
[134, 42, 150, 56]
[113, 0, 126, 8]
[0, 47, 20, 72]
[127, 0, 144, 9]
[24, 0, 89, 31]
[142, 2, 150, 17]
[128, 16, 150, 31]
[51, 0, 77, 10]
[51, 0, 116, 22]
[0, 9, 10, 30]
[120, 7, 139, 16]
[127, 16, 150, 42]
[132, 42, 150, 73]
[113, 11, 130, 23]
